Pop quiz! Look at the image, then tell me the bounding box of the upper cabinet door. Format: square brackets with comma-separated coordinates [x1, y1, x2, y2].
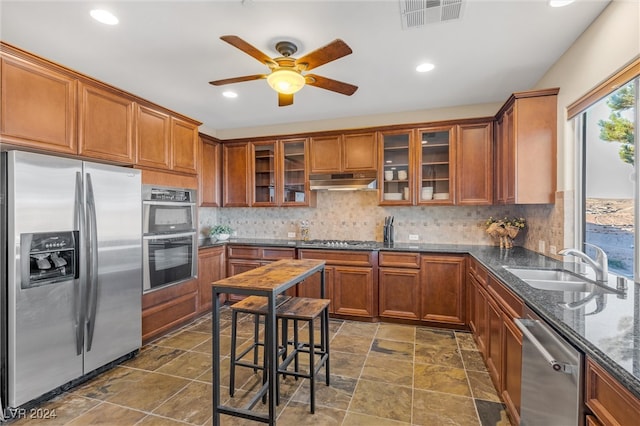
[1, 53, 77, 154]
[78, 82, 135, 164]
[135, 104, 171, 169]
[223, 142, 251, 207]
[171, 117, 198, 174]
[252, 140, 278, 207]
[417, 126, 454, 205]
[456, 122, 493, 205]
[309, 135, 342, 173]
[379, 130, 413, 205]
[199, 134, 221, 207]
[343, 132, 377, 172]
[280, 138, 311, 206]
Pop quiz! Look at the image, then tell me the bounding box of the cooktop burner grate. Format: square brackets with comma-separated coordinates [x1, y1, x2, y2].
[300, 239, 379, 248]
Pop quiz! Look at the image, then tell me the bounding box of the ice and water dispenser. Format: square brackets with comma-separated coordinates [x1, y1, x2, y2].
[20, 231, 78, 289]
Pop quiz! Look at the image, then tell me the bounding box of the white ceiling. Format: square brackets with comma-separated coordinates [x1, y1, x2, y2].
[1, 0, 610, 135]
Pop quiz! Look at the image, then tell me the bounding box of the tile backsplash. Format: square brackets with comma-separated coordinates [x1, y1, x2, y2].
[199, 191, 567, 255]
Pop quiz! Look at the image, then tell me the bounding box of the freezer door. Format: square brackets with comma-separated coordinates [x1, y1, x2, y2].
[82, 161, 141, 372]
[6, 151, 83, 408]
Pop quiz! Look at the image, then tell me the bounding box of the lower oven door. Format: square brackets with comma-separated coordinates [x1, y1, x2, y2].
[143, 232, 197, 292]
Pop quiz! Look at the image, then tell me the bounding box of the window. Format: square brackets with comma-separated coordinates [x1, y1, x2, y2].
[576, 77, 638, 280]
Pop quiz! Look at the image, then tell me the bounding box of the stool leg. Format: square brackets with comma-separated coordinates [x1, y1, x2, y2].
[229, 310, 238, 397]
[252, 313, 260, 373]
[309, 318, 315, 414]
[293, 319, 300, 379]
[323, 307, 330, 386]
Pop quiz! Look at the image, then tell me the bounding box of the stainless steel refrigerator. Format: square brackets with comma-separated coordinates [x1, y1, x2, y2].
[1, 150, 142, 408]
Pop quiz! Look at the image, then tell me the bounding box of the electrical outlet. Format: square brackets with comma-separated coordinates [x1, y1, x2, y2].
[287, 232, 296, 238]
[409, 234, 419, 241]
[538, 240, 546, 253]
[549, 245, 557, 255]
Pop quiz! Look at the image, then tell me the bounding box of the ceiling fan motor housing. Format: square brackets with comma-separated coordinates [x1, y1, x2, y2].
[275, 41, 298, 57]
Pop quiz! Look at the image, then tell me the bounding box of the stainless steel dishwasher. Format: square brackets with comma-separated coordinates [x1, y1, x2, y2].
[515, 307, 584, 426]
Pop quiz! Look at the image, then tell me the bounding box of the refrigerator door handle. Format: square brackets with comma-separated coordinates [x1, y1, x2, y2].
[85, 172, 99, 351]
[74, 171, 85, 356]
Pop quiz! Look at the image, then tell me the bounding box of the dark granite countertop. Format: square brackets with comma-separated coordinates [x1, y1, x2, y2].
[198, 238, 640, 398]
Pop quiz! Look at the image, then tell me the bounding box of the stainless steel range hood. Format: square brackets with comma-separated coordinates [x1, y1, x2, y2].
[309, 172, 377, 191]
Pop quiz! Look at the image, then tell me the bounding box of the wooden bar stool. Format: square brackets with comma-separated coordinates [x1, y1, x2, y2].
[228, 294, 290, 397]
[277, 297, 331, 414]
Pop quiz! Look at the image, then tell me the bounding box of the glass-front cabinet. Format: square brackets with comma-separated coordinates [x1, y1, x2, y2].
[280, 138, 308, 206]
[250, 138, 311, 207]
[417, 126, 454, 204]
[380, 131, 413, 205]
[252, 141, 277, 206]
[379, 127, 454, 205]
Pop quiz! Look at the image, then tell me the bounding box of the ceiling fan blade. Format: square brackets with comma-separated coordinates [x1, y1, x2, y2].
[305, 74, 358, 96]
[278, 92, 294, 107]
[295, 39, 352, 71]
[209, 74, 266, 86]
[220, 35, 277, 67]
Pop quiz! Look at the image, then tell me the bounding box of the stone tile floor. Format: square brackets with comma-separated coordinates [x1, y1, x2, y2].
[10, 309, 512, 425]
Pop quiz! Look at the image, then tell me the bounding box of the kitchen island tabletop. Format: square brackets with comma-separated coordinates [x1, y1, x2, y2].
[210, 258, 326, 425]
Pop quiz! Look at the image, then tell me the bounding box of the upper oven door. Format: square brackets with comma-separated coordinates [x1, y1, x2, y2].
[143, 201, 196, 234]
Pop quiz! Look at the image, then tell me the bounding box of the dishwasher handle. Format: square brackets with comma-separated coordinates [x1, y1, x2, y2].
[515, 318, 573, 374]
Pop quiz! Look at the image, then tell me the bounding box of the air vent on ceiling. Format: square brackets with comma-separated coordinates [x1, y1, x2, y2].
[399, 0, 464, 29]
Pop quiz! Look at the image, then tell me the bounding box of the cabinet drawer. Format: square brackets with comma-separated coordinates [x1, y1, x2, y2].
[468, 256, 488, 285]
[487, 274, 523, 319]
[379, 251, 420, 268]
[262, 247, 296, 260]
[298, 249, 373, 267]
[227, 245, 261, 259]
[586, 359, 640, 426]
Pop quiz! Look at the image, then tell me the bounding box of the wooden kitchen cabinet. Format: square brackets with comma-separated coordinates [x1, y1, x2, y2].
[199, 133, 222, 207]
[417, 126, 455, 205]
[252, 140, 278, 206]
[197, 245, 226, 314]
[142, 278, 199, 343]
[280, 138, 313, 206]
[170, 117, 198, 174]
[420, 254, 466, 325]
[223, 142, 251, 207]
[0, 47, 77, 154]
[379, 252, 421, 320]
[135, 103, 171, 169]
[495, 88, 558, 204]
[78, 81, 135, 163]
[309, 132, 377, 173]
[467, 257, 524, 425]
[298, 249, 377, 318]
[226, 244, 296, 302]
[456, 121, 493, 205]
[586, 358, 640, 426]
[379, 130, 414, 205]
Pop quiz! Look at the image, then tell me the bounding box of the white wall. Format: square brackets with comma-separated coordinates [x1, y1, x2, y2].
[534, 0, 640, 192]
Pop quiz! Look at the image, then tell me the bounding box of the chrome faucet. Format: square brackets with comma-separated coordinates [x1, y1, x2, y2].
[558, 243, 608, 283]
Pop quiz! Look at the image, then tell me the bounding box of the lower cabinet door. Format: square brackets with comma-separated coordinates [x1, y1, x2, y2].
[502, 315, 522, 424]
[420, 254, 466, 325]
[379, 267, 420, 320]
[332, 266, 374, 317]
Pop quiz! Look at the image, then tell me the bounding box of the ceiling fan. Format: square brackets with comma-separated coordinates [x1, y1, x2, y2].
[209, 35, 358, 107]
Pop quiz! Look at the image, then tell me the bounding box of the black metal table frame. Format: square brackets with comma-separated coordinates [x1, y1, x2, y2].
[211, 260, 326, 426]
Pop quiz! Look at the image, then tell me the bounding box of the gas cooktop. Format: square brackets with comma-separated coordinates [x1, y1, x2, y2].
[299, 239, 380, 249]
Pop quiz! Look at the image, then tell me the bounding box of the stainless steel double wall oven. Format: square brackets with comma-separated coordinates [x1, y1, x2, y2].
[142, 185, 197, 292]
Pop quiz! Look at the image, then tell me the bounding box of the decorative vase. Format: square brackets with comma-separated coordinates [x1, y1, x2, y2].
[214, 233, 230, 241]
[486, 223, 520, 249]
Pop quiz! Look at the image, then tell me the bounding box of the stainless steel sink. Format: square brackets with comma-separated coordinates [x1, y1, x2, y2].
[503, 266, 595, 292]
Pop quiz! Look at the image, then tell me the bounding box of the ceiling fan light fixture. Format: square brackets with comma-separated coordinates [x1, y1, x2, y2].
[267, 69, 305, 95]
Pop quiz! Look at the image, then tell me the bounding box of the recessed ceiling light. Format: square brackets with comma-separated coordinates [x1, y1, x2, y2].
[222, 91, 238, 99]
[416, 63, 435, 73]
[548, 0, 575, 7]
[90, 9, 119, 25]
